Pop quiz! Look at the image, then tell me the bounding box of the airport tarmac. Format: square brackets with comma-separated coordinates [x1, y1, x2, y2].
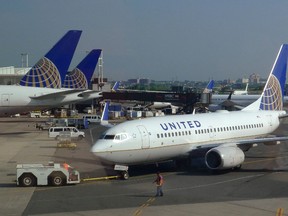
[0, 117, 288, 216]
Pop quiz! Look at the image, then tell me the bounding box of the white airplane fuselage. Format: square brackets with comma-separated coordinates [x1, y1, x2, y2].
[0, 85, 101, 116]
[92, 110, 284, 166]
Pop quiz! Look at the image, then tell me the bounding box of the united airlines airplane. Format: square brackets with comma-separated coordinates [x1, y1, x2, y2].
[0, 31, 102, 116]
[92, 44, 288, 179]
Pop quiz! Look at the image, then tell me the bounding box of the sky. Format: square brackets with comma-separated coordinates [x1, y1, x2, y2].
[1, 0, 288, 82]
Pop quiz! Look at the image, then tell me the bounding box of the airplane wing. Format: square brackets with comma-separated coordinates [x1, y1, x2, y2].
[29, 89, 84, 100]
[195, 135, 288, 150]
[77, 90, 102, 98]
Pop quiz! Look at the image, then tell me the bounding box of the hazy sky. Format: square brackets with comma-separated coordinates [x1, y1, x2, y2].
[1, 0, 288, 81]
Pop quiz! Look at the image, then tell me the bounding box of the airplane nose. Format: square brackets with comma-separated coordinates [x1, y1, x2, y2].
[91, 141, 108, 159]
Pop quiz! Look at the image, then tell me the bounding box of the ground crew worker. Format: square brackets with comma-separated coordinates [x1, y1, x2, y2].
[63, 162, 69, 170]
[153, 172, 164, 197]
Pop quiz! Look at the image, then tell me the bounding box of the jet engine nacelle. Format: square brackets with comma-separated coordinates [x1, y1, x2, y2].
[205, 146, 245, 170]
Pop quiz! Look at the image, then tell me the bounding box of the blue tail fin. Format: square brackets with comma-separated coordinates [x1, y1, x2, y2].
[101, 101, 110, 126]
[243, 44, 288, 111]
[19, 30, 82, 88]
[203, 80, 214, 93]
[62, 49, 102, 89]
[111, 81, 120, 92]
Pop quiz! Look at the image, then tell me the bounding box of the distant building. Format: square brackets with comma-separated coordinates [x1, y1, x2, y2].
[241, 78, 249, 84]
[249, 73, 260, 84]
[0, 66, 30, 85]
[127, 78, 151, 85]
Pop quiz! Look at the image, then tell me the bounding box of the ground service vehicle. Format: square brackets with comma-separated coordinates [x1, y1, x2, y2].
[83, 115, 101, 124]
[16, 162, 80, 187]
[48, 126, 85, 140]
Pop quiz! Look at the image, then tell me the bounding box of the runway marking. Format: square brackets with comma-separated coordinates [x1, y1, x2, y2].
[133, 197, 156, 216]
[276, 208, 284, 216]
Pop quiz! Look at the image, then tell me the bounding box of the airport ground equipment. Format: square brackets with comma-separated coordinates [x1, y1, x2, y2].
[16, 162, 80, 187]
[57, 132, 77, 149]
[48, 126, 85, 140]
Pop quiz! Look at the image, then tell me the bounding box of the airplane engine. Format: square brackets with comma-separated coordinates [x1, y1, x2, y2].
[205, 146, 245, 170]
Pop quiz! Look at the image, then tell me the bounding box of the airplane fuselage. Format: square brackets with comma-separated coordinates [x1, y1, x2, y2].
[92, 110, 284, 166]
[0, 85, 101, 116]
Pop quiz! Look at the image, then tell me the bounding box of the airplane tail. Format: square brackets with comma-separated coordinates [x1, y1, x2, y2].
[245, 83, 249, 92]
[62, 49, 102, 89]
[242, 44, 288, 111]
[101, 101, 111, 127]
[20, 30, 82, 88]
[203, 80, 214, 93]
[111, 81, 120, 92]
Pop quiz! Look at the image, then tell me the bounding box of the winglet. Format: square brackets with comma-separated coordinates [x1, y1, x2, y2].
[20, 30, 82, 88]
[243, 44, 288, 111]
[203, 80, 214, 93]
[62, 49, 102, 89]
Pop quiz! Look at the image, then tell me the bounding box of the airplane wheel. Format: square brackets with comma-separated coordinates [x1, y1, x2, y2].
[121, 171, 129, 180]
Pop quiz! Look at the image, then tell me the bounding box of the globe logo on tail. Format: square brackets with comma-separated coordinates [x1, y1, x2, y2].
[260, 74, 283, 111]
[20, 57, 61, 88]
[62, 68, 88, 89]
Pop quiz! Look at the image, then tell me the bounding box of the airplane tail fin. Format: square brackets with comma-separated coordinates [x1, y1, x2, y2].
[203, 80, 214, 93]
[62, 49, 102, 89]
[100, 101, 111, 127]
[242, 44, 288, 111]
[111, 81, 120, 92]
[245, 83, 249, 92]
[20, 30, 82, 88]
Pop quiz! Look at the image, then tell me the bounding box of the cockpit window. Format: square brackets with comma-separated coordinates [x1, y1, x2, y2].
[114, 133, 128, 141]
[104, 135, 115, 139]
[99, 132, 128, 141]
[99, 134, 115, 139]
[121, 134, 127, 140]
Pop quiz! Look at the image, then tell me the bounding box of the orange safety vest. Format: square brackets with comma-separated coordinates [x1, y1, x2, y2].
[63, 163, 69, 170]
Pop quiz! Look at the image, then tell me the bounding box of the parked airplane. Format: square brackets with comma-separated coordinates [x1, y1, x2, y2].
[233, 83, 249, 95]
[92, 44, 288, 179]
[62, 49, 102, 89]
[0, 31, 103, 116]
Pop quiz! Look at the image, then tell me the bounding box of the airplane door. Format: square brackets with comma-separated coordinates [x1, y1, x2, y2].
[1, 94, 10, 106]
[137, 125, 150, 149]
